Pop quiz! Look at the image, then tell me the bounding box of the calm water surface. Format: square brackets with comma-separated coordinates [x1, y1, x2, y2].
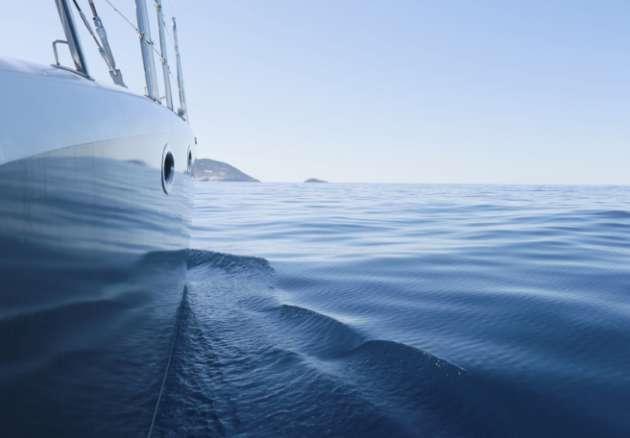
[157, 183, 630, 437]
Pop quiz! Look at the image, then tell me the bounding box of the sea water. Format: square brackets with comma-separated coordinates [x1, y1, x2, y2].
[153, 183, 630, 437]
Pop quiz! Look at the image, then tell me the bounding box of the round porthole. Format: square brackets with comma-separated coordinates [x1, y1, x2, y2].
[161, 145, 175, 194]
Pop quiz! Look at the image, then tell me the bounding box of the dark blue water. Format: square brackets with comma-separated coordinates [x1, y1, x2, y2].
[152, 183, 630, 437]
[0, 156, 192, 436]
[3, 173, 629, 436]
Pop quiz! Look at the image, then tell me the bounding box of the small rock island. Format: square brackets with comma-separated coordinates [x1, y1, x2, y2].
[304, 178, 328, 183]
[193, 159, 260, 182]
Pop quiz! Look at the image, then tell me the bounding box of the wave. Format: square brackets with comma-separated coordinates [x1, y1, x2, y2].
[264, 303, 366, 359]
[344, 339, 464, 373]
[186, 248, 273, 273]
[170, 248, 611, 437]
[255, 302, 476, 436]
[144, 248, 481, 436]
[9, 241, 616, 437]
[590, 209, 630, 220]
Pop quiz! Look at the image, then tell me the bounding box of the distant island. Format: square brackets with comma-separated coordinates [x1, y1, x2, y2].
[192, 159, 330, 183]
[193, 159, 259, 182]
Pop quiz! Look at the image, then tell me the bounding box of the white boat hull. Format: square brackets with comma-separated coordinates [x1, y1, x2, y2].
[0, 58, 195, 435]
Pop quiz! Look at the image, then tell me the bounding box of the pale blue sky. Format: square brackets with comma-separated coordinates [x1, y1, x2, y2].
[1, 1, 629, 184]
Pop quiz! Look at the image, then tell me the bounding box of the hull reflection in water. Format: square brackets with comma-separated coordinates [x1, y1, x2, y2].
[0, 152, 193, 435]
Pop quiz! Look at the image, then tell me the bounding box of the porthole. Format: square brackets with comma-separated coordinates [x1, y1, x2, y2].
[161, 145, 175, 194]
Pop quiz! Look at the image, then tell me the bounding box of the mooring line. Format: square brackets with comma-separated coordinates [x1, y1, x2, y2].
[147, 285, 189, 438]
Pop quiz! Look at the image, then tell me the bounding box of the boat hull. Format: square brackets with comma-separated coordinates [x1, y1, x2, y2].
[0, 59, 195, 435]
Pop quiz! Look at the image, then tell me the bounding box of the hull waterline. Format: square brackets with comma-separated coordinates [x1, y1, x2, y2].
[0, 58, 195, 436]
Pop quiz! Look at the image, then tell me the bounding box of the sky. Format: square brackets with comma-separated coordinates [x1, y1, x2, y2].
[1, 1, 629, 184]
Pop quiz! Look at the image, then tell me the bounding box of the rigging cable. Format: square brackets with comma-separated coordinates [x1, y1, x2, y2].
[102, 0, 171, 73]
[103, 0, 140, 34]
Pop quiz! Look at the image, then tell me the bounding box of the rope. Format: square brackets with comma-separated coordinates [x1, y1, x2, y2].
[146, 286, 188, 438]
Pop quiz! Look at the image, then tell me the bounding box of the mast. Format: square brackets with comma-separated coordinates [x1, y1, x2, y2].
[135, 0, 160, 101]
[155, 0, 173, 110]
[54, 0, 90, 77]
[172, 17, 188, 121]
